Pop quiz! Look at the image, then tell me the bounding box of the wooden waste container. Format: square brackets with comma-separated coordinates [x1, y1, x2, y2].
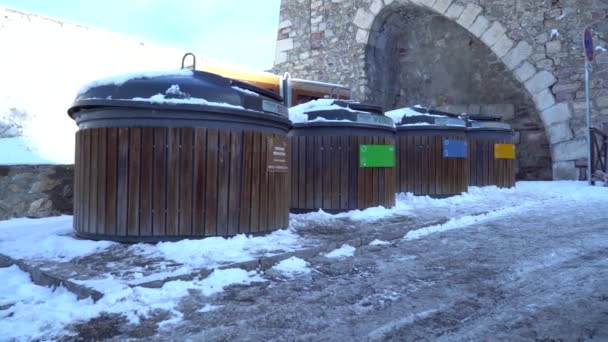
[389, 107, 469, 197]
[466, 115, 516, 188]
[288, 100, 396, 213]
[68, 69, 291, 242]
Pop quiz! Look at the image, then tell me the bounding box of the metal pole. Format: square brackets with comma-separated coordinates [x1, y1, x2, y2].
[585, 60, 593, 185]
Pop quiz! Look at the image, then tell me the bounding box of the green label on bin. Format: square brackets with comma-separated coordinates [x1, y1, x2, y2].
[359, 144, 395, 168]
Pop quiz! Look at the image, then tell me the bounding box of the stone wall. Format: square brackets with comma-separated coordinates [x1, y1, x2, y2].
[0, 165, 73, 220]
[272, 0, 608, 180]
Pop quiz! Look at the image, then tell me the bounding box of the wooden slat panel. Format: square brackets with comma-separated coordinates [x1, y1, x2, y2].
[140, 127, 154, 236]
[312, 136, 322, 209]
[152, 127, 167, 236]
[216, 130, 231, 236]
[117, 127, 129, 237]
[295, 136, 304, 209]
[193, 128, 207, 236]
[178, 127, 193, 236]
[96, 129, 108, 235]
[205, 129, 219, 236]
[227, 130, 242, 236]
[357, 136, 366, 209]
[239, 131, 252, 233]
[330, 137, 341, 209]
[249, 131, 261, 233]
[340, 135, 349, 210]
[105, 128, 118, 236]
[348, 135, 358, 209]
[289, 135, 299, 209]
[165, 128, 180, 236]
[258, 133, 269, 232]
[73, 132, 80, 232]
[89, 129, 99, 234]
[82, 130, 91, 233]
[127, 128, 141, 237]
[322, 136, 332, 209]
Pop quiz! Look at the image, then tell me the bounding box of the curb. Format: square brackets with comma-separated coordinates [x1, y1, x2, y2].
[2, 217, 450, 299]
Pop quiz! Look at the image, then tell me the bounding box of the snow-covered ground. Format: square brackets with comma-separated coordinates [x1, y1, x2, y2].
[0, 181, 606, 340]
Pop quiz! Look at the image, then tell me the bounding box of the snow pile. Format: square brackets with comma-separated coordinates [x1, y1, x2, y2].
[0, 22, 186, 165]
[385, 105, 439, 124]
[130, 228, 303, 269]
[131, 93, 244, 109]
[369, 239, 391, 246]
[272, 256, 311, 277]
[0, 216, 114, 261]
[325, 244, 356, 259]
[0, 137, 58, 165]
[77, 69, 193, 96]
[288, 99, 357, 123]
[0, 265, 262, 340]
[290, 200, 412, 225]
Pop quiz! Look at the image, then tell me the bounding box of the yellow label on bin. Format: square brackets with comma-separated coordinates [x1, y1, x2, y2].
[494, 143, 516, 160]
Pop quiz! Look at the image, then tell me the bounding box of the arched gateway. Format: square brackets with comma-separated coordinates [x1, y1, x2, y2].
[272, 0, 607, 180]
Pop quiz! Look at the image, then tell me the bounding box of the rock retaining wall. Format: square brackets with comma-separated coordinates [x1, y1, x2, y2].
[0, 165, 73, 220]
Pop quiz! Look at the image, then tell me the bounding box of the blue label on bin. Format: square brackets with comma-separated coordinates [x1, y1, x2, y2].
[443, 139, 467, 158]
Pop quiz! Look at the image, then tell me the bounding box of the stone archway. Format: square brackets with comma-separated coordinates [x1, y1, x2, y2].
[351, 0, 571, 180]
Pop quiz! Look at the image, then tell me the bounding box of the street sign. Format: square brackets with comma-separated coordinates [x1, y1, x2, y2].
[584, 27, 594, 62]
[584, 27, 594, 185]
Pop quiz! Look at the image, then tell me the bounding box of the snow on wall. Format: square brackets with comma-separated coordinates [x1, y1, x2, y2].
[0, 6, 187, 164]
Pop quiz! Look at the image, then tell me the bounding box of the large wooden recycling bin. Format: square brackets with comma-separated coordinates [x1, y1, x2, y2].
[289, 101, 396, 213]
[466, 115, 516, 188]
[393, 107, 469, 197]
[68, 70, 291, 242]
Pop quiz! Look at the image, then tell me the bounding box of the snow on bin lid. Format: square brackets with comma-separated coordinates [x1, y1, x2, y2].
[68, 69, 288, 118]
[466, 115, 512, 130]
[288, 99, 394, 127]
[387, 106, 465, 127]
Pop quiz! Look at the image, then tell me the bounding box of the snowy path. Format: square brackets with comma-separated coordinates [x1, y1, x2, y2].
[1, 182, 607, 340]
[151, 188, 608, 341]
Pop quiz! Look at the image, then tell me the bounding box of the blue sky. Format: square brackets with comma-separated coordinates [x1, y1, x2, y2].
[0, 0, 281, 70]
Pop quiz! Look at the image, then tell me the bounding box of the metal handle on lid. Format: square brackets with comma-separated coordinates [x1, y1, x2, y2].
[181, 53, 196, 70]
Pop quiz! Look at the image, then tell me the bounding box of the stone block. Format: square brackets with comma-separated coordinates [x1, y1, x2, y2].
[525, 70, 557, 94]
[545, 40, 561, 54]
[278, 20, 293, 30]
[502, 41, 533, 70]
[445, 3, 464, 19]
[547, 122, 573, 144]
[552, 161, 577, 180]
[356, 28, 369, 44]
[514, 62, 536, 82]
[597, 96, 608, 107]
[353, 8, 375, 30]
[540, 103, 572, 126]
[275, 51, 287, 64]
[469, 15, 489, 38]
[276, 38, 294, 52]
[552, 82, 581, 94]
[552, 139, 586, 162]
[490, 34, 514, 58]
[432, 0, 452, 13]
[456, 3, 482, 29]
[533, 89, 556, 111]
[480, 22, 506, 47]
[480, 104, 515, 120]
[467, 104, 481, 114]
[369, 0, 384, 15]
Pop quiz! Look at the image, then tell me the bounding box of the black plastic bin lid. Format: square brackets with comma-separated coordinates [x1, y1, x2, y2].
[303, 100, 394, 127]
[68, 69, 288, 118]
[396, 106, 465, 127]
[466, 114, 512, 130]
